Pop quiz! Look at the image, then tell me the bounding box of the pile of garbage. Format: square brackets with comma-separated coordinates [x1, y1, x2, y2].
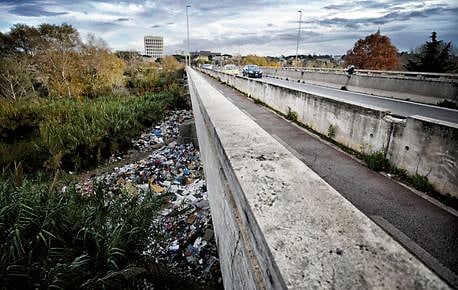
[108, 110, 194, 163]
[75, 112, 222, 287]
[132, 110, 194, 151]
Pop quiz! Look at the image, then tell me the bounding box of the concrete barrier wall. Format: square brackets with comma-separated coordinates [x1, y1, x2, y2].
[262, 68, 458, 105]
[387, 116, 458, 195]
[202, 68, 457, 198]
[187, 67, 450, 289]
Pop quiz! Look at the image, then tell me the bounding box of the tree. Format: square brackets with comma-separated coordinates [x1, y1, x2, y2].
[241, 54, 280, 67]
[0, 23, 83, 99]
[1, 24, 44, 56]
[0, 55, 36, 100]
[36, 23, 82, 98]
[344, 31, 399, 70]
[405, 32, 456, 73]
[79, 34, 125, 98]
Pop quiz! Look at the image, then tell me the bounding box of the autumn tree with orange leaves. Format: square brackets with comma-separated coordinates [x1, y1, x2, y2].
[344, 31, 399, 70]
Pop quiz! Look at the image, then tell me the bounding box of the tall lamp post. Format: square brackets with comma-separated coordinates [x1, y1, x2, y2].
[186, 4, 191, 66]
[295, 10, 302, 67]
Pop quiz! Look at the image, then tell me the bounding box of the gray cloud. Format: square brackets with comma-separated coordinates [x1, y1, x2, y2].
[310, 6, 458, 29]
[8, 4, 68, 17]
[150, 22, 175, 29]
[0, 0, 456, 55]
[167, 29, 327, 54]
[323, 0, 421, 11]
[115, 18, 132, 22]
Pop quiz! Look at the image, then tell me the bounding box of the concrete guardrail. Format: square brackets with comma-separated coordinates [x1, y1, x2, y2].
[261, 67, 458, 105]
[274, 67, 458, 80]
[187, 67, 450, 289]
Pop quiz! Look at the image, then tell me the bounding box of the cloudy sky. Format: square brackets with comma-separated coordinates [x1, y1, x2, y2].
[0, 0, 457, 56]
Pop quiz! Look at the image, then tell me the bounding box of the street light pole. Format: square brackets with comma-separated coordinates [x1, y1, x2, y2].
[186, 4, 191, 66]
[295, 10, 302, 67]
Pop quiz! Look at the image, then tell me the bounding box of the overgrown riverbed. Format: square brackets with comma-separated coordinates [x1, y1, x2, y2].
[0, 110, 223, 289]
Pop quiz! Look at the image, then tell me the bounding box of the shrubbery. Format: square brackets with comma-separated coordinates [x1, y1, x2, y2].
[362, 151, 390, 171]
[286, 107, 298, 122]
[0, 85, 186, 172]
[0, 173, 164, 288]
[362, 151, 435, 193]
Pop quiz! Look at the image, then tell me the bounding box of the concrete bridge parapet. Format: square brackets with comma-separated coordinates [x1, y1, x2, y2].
[262, 67, 458, 105]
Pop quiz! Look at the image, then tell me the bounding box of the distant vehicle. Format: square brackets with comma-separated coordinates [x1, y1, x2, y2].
[242, 65, 262, 78]
[222, 64, 239, 75]
[202, 64, 213, 69]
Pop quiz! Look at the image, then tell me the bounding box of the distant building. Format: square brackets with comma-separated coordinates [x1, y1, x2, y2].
[190, 50, 221, 58]
[144, 36, 164, 58]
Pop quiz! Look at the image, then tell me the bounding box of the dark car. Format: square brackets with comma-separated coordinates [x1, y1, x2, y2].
[242, 65, 262, 78]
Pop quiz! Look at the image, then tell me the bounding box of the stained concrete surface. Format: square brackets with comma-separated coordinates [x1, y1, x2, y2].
[198, 71, 458, 288]
[264, 77, 458, 124]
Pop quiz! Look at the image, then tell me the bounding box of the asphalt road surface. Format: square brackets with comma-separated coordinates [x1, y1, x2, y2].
[199, 71, 458, 288]
[264, 76, 458, 124]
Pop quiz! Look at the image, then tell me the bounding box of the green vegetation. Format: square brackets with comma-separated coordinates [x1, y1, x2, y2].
[0, 172, 164, 289]
[362, 151, 435, 193]
[327, 124, 337, 138]
[0, 86, 185, 172]
[286, 107, 298, 122]
[362, 151, 390, 171]
[411, 174, 435, 193]
[405, 32, 457, 73]
[241, 54, 280, 67]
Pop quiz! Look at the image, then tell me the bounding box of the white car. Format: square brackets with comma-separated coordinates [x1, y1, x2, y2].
[222, 64, 239, 75]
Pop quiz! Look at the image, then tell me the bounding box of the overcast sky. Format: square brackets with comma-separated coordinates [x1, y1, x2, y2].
[0, 0, 457, 56]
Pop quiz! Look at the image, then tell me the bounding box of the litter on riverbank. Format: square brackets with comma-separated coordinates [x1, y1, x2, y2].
[75, 110, 222, 288]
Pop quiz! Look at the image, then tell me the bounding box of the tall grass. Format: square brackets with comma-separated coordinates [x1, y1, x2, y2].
[0, 173, 164, 288]
[0, 83, 186, 171]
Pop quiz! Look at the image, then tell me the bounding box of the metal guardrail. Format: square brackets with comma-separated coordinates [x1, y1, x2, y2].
[262, 66, 458, 81]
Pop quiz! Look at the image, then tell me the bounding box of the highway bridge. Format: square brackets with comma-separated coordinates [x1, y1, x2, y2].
[187, 66, 458, 289]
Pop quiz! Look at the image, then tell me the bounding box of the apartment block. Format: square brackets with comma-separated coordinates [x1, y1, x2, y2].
[144, 36, 164, 58]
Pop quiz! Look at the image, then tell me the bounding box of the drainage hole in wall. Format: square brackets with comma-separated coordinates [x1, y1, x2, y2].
[405, 145, 410, 151]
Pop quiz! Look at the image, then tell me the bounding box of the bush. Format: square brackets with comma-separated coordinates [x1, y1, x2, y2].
[363, 151, 389, 171]
[411, 174, 434, 193]
[286, 107, 298, 122]
[0, 174, 163, 289]
[327, 124, 337, 138]
[0, 87, 186, 172]
[253, 98, 264, 105]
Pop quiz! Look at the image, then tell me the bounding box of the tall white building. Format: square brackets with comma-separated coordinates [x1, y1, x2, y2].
[144, 36, 164, 58]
